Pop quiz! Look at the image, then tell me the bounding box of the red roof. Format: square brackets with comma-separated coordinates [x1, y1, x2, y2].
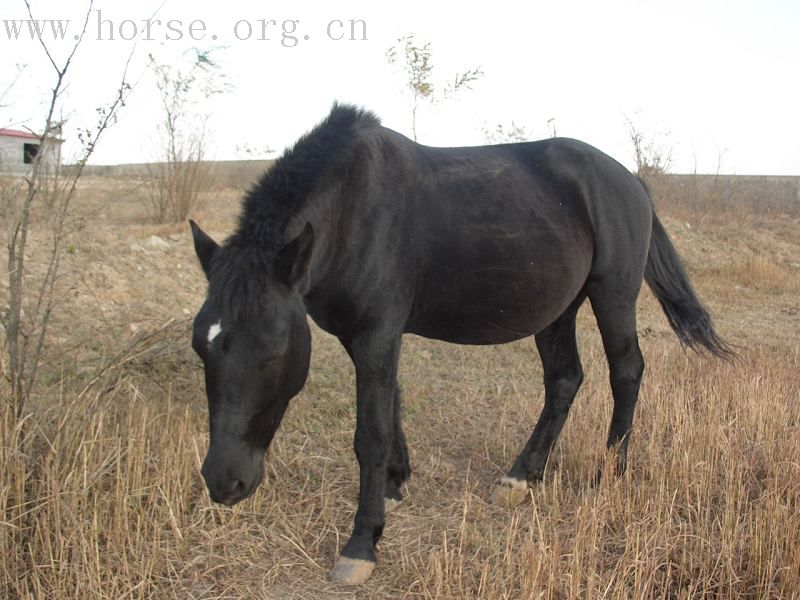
[0, 128, 41, 141]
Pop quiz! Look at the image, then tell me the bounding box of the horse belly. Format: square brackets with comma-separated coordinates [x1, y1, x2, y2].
[408, 242, 591, 345]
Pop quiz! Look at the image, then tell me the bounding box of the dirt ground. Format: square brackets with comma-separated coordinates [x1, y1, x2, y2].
[2, 172, 799, 598]
[42, 174, 800, 392]
[39, 174, 800, 368]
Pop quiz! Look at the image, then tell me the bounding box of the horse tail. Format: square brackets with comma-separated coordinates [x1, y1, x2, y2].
[640, 181, 736, 360]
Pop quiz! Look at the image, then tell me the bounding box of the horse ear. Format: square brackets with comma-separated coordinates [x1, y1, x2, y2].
[190, 220, 219, 278]
[275, 223, 315, 292]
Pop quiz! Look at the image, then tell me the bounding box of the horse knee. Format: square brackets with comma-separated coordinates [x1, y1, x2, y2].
[547, 366, 584, 411]
[610, 348, 644, 389]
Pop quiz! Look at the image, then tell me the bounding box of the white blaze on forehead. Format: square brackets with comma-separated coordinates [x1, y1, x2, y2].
[207, 321, 222, 344]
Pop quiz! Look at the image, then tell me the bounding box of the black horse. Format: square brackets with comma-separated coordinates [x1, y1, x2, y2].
[190, 104, 730, 584]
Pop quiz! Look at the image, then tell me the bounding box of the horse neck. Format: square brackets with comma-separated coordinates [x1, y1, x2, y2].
[293, 186, 345, 292]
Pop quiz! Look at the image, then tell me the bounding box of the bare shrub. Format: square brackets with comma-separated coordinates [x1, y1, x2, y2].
[144, 154, 213, 224]
[624, 112, 673, 206]
[142, 50, 227, 224]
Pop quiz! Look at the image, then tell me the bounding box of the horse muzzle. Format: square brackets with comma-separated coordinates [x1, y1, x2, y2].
[201, 446, 264, 506]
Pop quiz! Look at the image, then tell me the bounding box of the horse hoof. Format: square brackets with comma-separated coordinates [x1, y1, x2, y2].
[491, 476, 529, 507]
[384, 496, 402, 514]
[329, 556, 375, 584]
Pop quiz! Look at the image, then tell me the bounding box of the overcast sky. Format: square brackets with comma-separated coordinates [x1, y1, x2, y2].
[1, 0, 798, 175]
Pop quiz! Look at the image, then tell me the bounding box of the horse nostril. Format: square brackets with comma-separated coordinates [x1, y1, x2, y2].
[208, 478, 249, 506]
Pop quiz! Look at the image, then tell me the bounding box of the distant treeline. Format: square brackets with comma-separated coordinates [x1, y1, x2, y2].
[649, 173, 800, 219]
[80, 160, 276, 189]
[77, 161, 799, 216]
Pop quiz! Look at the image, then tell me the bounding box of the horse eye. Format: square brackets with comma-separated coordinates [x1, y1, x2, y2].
[220, 334, 231, 352]
[260, 350, 285, 368]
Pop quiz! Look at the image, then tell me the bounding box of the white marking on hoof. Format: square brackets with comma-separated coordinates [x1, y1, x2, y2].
[207, 321, 222, 344]
[498, 475, 528, 490]
[329, 556, 375, 584]
[491, 476, 530, 506]
[384, 496, 402, 514]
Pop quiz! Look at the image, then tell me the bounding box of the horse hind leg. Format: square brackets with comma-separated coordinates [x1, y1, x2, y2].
[493, 295, 585, 505]
[385, 385, 410, 513]
[588, 282, 645, 478]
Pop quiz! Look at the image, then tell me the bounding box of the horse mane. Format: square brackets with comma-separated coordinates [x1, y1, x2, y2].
[208, 103, 380, 318]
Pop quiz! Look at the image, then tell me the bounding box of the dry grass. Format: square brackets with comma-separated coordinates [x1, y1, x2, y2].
[647, 173, 800, 231]
[2, 173, 799, 598]
[708, 257, 800, 295]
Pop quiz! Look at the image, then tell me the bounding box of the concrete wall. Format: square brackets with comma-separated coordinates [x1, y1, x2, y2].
[0, 135, 22, 170]
[0, 135, 62, 173]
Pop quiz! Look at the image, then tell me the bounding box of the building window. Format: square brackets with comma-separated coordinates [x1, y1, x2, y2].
[23, 143, 39, 164]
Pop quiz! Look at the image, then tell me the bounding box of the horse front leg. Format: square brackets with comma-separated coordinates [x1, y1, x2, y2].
[330, 333, 401, 584]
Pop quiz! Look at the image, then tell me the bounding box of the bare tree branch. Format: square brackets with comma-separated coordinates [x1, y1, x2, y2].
[387, 34, 482, 141]
[0, 64, 27, 110]
[3, 1, 135, 418]
[24, 0, 94, 77]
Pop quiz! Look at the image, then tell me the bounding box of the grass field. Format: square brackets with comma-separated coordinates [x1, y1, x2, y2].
[1, 172, 799, 598]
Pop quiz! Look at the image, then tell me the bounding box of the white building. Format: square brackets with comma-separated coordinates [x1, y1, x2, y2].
[0, 128, 63, 173]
